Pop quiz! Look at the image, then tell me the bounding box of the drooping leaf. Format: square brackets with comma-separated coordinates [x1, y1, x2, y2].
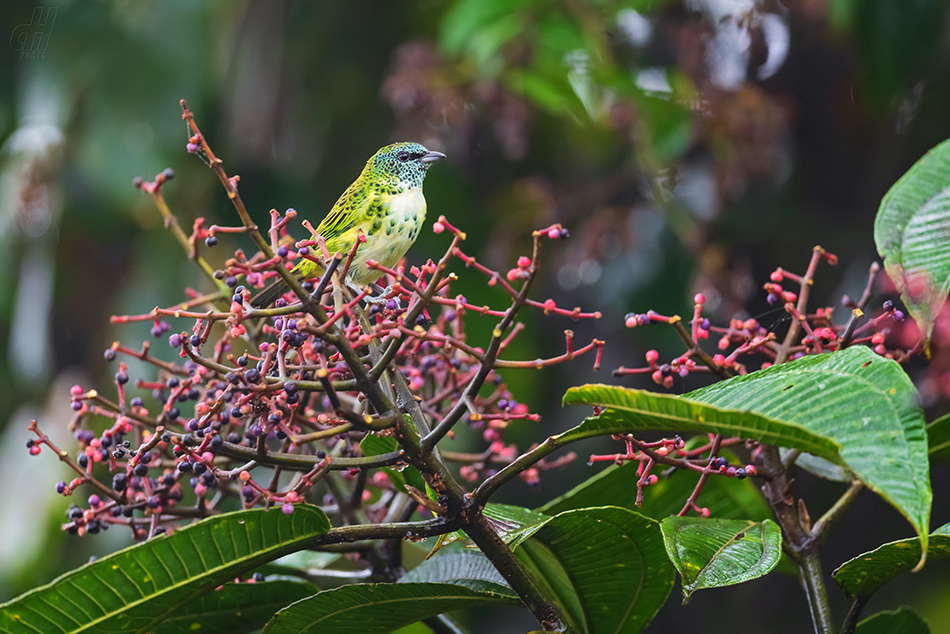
[659, 517, 782, 601]
[874, 136, 950, 339]
[686, 347, 930, 557]
[0, 506, 331, 634]
[263, 583, 517, 634]
[513, 506, 674, 634]
[833, 523, 950, 599]
[399, 551, 515, 598]
[153, 580, 315, 634]
[855, 607, 931, 634]
[538, 454, 771, 521]
[562, 384, 842, 462]
[927, 412, 950, 461]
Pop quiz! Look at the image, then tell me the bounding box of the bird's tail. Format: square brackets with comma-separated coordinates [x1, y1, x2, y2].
[250, 278, 289, 308]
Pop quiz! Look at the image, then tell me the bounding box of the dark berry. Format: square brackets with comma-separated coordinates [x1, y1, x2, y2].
[190, 334, 201, 348]
[177, 461, 192, 473]
[134, 463, 149, 477]
[162, 167, 175, 180]
[55, 481, 67, 494]
[115, 371, 129, 385]
[194, 462, 207, 475]
[167, 408, 180, 421]
[736, 468, 748, 479]
[252, 572, 265, 582]
[205, 235, 218, 247]
[131, 397, 144, 408]
[104, 348, 116, 362]
[181, 433, 195, 446]
[237, 355, 248, 367]
[227, 432, 241, 444]
[167, 377, 180, 389]
[210, 435, 223, 448]
[226, 276, 237, 288]
[245, 369, 260, 383]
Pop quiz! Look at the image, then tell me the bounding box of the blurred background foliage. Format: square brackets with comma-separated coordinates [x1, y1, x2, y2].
[1, 1, 950, 632]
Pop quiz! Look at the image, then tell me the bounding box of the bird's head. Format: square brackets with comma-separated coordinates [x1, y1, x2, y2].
[365, 142, 446, 188]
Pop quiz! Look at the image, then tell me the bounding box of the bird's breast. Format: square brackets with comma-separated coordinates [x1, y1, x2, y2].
[351, 188, 427, 284]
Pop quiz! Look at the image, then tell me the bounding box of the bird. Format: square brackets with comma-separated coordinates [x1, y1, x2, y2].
[251, 142, 445, 308]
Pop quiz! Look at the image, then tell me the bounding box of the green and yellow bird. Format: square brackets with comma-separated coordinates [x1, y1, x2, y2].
[251, 142, 445, 307]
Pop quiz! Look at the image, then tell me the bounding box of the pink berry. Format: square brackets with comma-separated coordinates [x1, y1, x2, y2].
[625, 315, 638, 328]
[544, 299, 556, 311]
[433, 221, 445, 234]
[770, 270, 783, 282]
[281, 503, 294, 515]
[70, 385, 83, 396]
[700, 507, 711, 517]
[645, 349, 659, 364]
[694, 293, 705, 304]
[517, 256, 531, 269]
[547, 227, 560, 239]
[713, 354, 726, 366]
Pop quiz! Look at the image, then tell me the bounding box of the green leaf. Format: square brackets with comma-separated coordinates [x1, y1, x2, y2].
[659, 517, 782, 602]
[562, 384, 842, 462]
[564, 348, 930, 563]
[513, 507, 674, 634]
[0, 505, 330, 634]
[790, 452, 853, 482]
[263, 583, 517, 634]
[833, 523, 950, 599]
[360, 435, 426, 492]
[539, 455, 771, 521]
[686, 347, 931, 556]
[399, 552, 515, 598]
[856, 607, 931, 634]
[874, 136, 950, 339]
[152, 581, 315, 634]
[927, 412, 950, 461]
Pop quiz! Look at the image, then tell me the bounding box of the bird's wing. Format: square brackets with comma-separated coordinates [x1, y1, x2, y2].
[316, 178, 384, 253]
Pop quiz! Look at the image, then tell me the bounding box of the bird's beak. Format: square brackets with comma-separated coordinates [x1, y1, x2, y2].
[420, 150, 446, 164]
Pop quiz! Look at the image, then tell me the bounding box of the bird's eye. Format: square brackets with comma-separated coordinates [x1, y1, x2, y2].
[397, 152, 410, 162]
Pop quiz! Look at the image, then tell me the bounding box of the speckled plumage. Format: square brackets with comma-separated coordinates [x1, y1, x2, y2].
[252, 142, 444, 307]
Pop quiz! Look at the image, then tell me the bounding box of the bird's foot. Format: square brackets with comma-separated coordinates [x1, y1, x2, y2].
[364, 285, 400, 308]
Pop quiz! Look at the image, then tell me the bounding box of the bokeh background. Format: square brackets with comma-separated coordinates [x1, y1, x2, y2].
[1, 1, 949, 632]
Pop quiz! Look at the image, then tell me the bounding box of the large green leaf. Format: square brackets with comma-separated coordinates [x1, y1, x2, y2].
[538, 456, 771, 521]
[659, 517, 782, 602]
[513, 507, 674, 634]
[833, 523, 950, 599]
[562, 385, 842, 463]
[874, 136, 950, 338]
[927, 412, 950, 461]
[399, 551, 515, 598]
[564, 348, 930, 562]
[686, 347, 930, 555]
[856, 607, 931, 634]
[263, 583, 517, 634]
[0, 506, 330, 634]
[153, 581, 315, 634]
